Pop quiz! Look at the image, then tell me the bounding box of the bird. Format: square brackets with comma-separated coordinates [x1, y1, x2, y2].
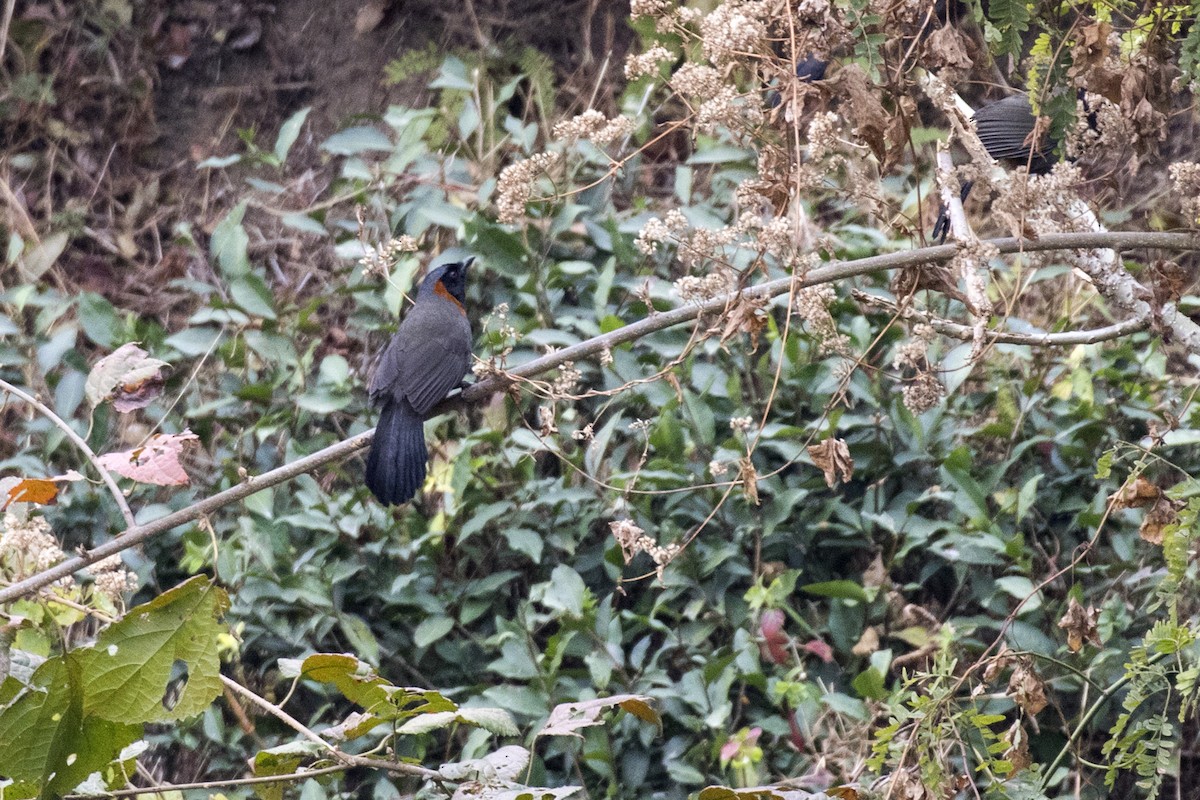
[365, 258, 474, 506]
[794, 54, 827, 83]
[932, 93, 1060, 242]
[766, 54, 827, 108]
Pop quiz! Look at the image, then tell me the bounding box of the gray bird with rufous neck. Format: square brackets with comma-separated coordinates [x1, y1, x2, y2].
[365, 258, 474, 506]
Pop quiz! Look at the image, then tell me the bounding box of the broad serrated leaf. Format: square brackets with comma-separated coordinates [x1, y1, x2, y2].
[296, 653, 392, 709]
[0, 655, 140, 794]
[457, 707, 520, 736]
[81, 576, 230, 723]
[397, 710, 458, 734]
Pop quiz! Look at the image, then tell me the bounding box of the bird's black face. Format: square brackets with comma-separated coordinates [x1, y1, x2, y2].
[425, 257, 472, 306]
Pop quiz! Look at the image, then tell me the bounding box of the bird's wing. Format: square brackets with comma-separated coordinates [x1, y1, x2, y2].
[386, 300, 472, 415]
[397, 333, 472, 415]
[973, 96, 1053, 164]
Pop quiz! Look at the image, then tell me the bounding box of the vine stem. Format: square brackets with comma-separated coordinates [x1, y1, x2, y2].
[1038, 651, 1168, 791]
[0, 230, 1198, 604]
[219, 675, 443, 781]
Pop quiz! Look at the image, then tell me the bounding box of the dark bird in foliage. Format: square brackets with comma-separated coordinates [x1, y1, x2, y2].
[933, 94, 1060, 242]
[365, 258, 474, 506]
[767, 54, 827, 108]
[794, 54, 827, 83]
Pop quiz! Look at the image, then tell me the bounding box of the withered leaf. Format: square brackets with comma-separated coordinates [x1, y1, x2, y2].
[1140, 494, 1182, 545]
[1003, 721, 1032, 774]
[738, 456, 760, 505]
[2, 478, 59, 510]
[808, 437, 854, 488]
[1008, 661, 1048, 716]
[720, 294, 769, 348]
[1057, 596, 1102, 652]
[85, 343, 171, 410]
[1110, 476, 1161, 509]
[926, 24, 973, 75]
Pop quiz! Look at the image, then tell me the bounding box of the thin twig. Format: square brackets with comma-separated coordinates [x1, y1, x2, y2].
[0, 378, 136, 528]
[1, 231, 1197, 604]
[64, 763, 351, 798]
[852, 290, 1150, 346]
[219, 675, 442, 780]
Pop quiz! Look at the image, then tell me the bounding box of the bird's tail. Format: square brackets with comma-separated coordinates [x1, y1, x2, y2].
[365, 400, 427, 506]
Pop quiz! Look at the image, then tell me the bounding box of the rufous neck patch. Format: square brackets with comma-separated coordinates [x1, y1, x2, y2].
[433, 280, 466, 314]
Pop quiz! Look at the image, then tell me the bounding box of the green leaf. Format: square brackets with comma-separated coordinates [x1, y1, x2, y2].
[396, 710, 457, 734]
[801, 580, 869, 601]
[456, 706, 520, 736]
[274, 106, 311, 163]
[413, 616, 455, 648]
[229, 273, 278, 320]
[211, 201, 251, 277]
[81, 576, 230, 723]
[503, 527, 544, 563]
[321, 126, 394, 155]
[338, 614, 380, 666]
[539, 565, 586, 618]
[20, 231, 69, 280]
[77, 292, 121, 348]
[0, 654, 140, 795]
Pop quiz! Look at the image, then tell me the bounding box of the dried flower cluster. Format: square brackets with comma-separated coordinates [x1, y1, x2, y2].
[609, 519, 682, 581]
[91, 553, 140, 604]
[668, 63, 726, 100]
[892, 323, 935, 372]
[675, 270, 735, 304]
[1168, 161, 1200, 223]
[625, 46, 674, 80]
[358, 235, 419, 278]
[699, 2, 769, 67]
[696, 87, 765, 135]
[1, 512, 69, 584]
[901, 371, 946, 414]
[794, 285, 849, 354]
[635, 210, 690, 256]
[552, 111, 635, 148]
[729, 415, 755, 432]
[496, 152, 562, 224]
[552, 361, 582, 396]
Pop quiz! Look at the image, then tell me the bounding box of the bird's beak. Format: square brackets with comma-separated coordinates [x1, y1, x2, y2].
[462, 256, 475, 270]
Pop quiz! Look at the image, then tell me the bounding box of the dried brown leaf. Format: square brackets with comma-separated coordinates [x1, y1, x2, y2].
[1057, 597, 1101, 652]
[720, 294, 768, 348]
[1140, 494, 1181, 545]
[1110, 476, 1161, 509]
[1003, 721, 1032, 774]
[2, 478, 59, 510]
[862, 552, 887, 589]
[538, 695, 658, 738]
[836, 65, 888, 163]
[738, 456, 760, 505]
[926, 25, 973, 76]
[851, 626, 880, 656]
[85, 343, 171, 410]
[807, 437, 854, 488]
[1008, 661, 1048, 716]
